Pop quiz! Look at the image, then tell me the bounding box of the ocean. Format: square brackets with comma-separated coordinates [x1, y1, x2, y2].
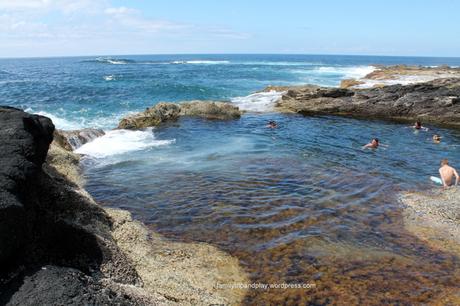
[2, 54, 460, 304]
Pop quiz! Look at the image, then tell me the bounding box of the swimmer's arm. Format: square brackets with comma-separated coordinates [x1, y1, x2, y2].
[454, 169, 459, 186]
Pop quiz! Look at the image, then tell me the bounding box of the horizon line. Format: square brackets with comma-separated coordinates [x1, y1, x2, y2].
[1, 52, 460, 61]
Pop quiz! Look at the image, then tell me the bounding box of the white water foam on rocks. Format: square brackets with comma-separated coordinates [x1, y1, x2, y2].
[26, 109, 85, 130]
[314, 66, 375, 79]
[231, 91, 284, 112]
[75, 128, 175, 158]
[26, 108, 138, 131]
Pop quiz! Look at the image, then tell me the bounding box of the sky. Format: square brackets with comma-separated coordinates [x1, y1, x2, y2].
[0, 0, 459, 58]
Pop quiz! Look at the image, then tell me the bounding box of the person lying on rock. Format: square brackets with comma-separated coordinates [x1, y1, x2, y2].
[439, 159, 459, 188]
[363, 138, 379, 149]
[413, 121, 429, 131]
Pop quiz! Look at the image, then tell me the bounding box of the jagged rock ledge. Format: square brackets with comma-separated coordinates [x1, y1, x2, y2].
[118, 100, 241, 129]
[273, 77, 460, 128]
[0, 107, 248, 305]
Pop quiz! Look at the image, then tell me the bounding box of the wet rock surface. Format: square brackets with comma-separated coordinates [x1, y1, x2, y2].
[54, 128, 105, 150]
[118, 101, 241, 129]
[0, 106, 248, 305]
[276, 77, 460, 127]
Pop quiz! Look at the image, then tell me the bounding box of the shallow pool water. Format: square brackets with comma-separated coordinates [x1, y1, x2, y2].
[81, 113, 460, 305]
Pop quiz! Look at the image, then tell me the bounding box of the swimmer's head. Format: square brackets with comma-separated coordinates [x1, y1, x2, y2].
[415, 121, 422, 129]
[433, 134, 441, 141]
[441, 159, 449, 166]
[372, 138, 379, 144]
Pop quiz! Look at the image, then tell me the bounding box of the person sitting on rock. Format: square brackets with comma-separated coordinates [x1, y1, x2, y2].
[439, 159, 459, 188]
[266, 120, 278, 129]
[413, 121, 429, 131]
[363, 138, 379, 149]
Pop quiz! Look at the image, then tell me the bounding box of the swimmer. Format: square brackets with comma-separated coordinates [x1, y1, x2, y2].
[363, 138, 379, 149]
[266, 120, 278, 129]
[413, 121, 429, 131]
[432, 134, 442, 143]
[439, 159, 459, 188]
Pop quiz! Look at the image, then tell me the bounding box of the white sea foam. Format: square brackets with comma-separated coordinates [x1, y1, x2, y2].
[92, 57, 131, 65]
[26, 108, 85, 130]
[75, 128, 175, 158]
[104, 75, 115, 81]
[314, 66, 375, 79]
[172, 60, 230, 65]
[231, 91, 284, 112]
[354, 74, 453, 88]
[239, 61, 319, 66]
[25, 108, 136, 131]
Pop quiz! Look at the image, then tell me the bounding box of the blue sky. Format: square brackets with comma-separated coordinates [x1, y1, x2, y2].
[0, 0, 459, 57]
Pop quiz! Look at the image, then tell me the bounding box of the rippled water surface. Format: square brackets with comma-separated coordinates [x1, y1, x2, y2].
[3, 54, 460, 304]
[83, 114, 460, 305]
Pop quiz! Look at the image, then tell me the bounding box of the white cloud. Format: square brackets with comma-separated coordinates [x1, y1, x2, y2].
[0, 1, 252, 57]
[0, 0, 106, 13]
[104, 6, 188, 33]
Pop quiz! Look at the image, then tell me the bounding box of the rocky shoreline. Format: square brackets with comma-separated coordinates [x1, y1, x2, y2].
[2, 65, 460, 305]
[0, 107, 248, 305]
[273, 77, 460, 128]
[341, 64, 460, 89]
[401, 188, 460, 257]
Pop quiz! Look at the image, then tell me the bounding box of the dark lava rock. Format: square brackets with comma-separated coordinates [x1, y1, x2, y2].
[0, 107, 140, 305]
[276, 78, 460, 127]
[5, 266, 139, 306]
[0, 106, 54, 270]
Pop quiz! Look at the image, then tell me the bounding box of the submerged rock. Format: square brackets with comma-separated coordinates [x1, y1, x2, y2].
[275, 77, 460, 127]
[0, 106, 249, 305]
[54, 128, 105, 151]
[118, 101, 241, 129]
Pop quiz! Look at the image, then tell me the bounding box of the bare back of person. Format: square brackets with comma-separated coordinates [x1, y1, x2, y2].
[439, 160, 459, 187]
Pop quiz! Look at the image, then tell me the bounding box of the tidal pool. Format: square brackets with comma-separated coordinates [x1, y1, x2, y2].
[81, 113, 460, 305]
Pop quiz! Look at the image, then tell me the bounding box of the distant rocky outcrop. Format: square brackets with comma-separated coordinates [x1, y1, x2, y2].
[54, 128, 105, 151]
[118, 101, 241, 129]
[275, 78, 460, 127]
[364, 64, 460, 81]
[0, 107, 248, 305]
[341, 65, 460, 89]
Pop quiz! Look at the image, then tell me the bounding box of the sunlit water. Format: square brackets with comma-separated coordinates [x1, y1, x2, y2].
[81, 114, 460, 304]
[2, 54, 460, 304]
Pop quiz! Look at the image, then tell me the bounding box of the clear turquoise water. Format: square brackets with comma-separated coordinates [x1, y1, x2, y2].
[2, 54, 460, 303]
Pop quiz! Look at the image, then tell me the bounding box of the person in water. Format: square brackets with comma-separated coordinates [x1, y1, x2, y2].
[413, 121, 429, 131]
[363, 138, 379, 149]
[439, 159, 459, 188]
[267, 120, 278, 128]
[432, 134, 442, 143]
